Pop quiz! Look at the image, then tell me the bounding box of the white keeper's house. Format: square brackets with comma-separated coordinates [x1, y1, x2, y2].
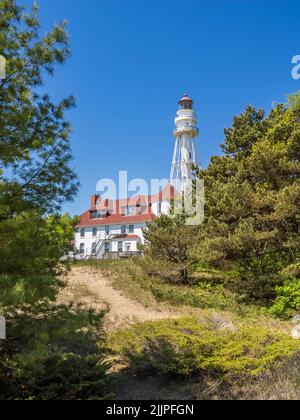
[74, 94, 200, 260]
[74, 185, 177, 259]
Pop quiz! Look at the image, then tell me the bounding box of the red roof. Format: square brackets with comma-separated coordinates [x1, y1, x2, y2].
[77, 184, 179, 228]
[77, 212, 155, 228]
[179, 94, 193, 104]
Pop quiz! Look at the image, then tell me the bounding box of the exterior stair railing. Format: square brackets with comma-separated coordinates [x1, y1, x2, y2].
[94, 234, 115, 258]
[81, 234, 116, 260]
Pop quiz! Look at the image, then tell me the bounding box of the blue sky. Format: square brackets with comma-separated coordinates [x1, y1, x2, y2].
[29, 0, 300, 215]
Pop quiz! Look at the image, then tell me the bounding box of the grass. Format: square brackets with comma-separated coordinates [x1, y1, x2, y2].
[74, 259, 272, 320]
[74, 259, 166, 309]
[74, 259, 236, 307]
[74, 259, 295, 334]
[64, 282, 99, 303]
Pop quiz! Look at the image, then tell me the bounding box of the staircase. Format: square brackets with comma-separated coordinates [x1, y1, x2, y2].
[81, 234, 115, 260]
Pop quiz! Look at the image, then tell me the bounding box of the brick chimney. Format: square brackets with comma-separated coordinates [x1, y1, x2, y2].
[90, 194, 100, 209]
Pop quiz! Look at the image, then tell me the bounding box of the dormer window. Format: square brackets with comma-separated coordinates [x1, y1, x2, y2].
[91, 211, 108, 220]
[91, 211, 99, 219]
[122, 206, 136, 216]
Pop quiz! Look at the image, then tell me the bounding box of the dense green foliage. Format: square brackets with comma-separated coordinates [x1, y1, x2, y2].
[0, 0, 78, 274]
[0, 0, 78, 215]
[195, 98, 300, 305]
[0, 1, 109, 400]
[0, 303, 111, 400]
[0, 212, 75, 277]
[108, 318, 299, 377]
[270, 278, 300, 319]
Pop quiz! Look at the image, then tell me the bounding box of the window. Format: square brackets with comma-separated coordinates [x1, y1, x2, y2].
[118, 241, 123, 252]
[129, 225, 134, 234]
[92, 227, 97, 237]
[91, 211, 107, 219]
[91, 211, 98, 219]
[104, 242, 110, 254]
[79, 243, 85, 254]
[122, 206, 135, 216]
[80, 228, 85, 238]
[126, 243, 131, 252]
[121, 225, 126, 235]
[158, 203, 162, 215]
[105, 226, 110, 236]
[92, 242, 96, 255]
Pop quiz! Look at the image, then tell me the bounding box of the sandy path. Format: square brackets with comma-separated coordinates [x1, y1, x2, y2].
[62, 267, 179, 330]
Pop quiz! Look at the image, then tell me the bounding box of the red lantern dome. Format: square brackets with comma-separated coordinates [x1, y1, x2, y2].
[178, 94, 193, 105]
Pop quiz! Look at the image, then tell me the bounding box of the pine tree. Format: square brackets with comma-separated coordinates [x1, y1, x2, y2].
[0, 1, 110, 399]
[0, 0, 79, 217]
[195, 94, 300, 302]
[142, 215, 199, 282]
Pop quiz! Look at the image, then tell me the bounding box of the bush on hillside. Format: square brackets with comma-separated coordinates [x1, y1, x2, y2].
[107, 318, 300, 377]
[3, 353, 111, 401]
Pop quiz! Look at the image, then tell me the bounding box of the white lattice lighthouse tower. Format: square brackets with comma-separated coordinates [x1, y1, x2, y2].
[170, 95, 199, 192]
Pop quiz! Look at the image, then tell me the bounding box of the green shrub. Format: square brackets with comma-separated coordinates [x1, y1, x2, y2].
[0, 274, 63, 307]
[107, 318, 300, 377]
[0, 212, 75, 278]
[5, 354, 111, 401]
[270, 279, 300, 319]
[0, 304, 112, 400]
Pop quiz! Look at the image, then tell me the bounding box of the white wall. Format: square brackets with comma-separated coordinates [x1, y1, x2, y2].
[74, 222, 147, 257]
[74, 200, 171, 258]
[110, 239, 140, 253]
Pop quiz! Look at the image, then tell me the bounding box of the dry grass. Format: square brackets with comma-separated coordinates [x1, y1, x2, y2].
[192, 354, 300, 400]
[60, 266, 179, 331]
[74, 259, 159, 308]
[110, 354, 300, 400]
[72, 260, 292, 333]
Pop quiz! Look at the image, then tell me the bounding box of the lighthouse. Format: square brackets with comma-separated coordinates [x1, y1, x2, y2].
[170, 95, 199, 192]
